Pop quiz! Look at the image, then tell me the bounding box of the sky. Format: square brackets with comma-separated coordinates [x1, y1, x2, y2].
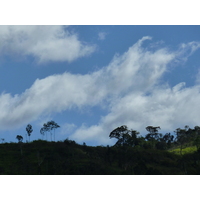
[0, 25, 200, 146]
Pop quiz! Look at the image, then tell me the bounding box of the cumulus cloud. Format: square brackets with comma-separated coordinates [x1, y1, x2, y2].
[0, 73, 103, 129]
[72, 82, 200, 145]
[0, 36, 200, 145]
[0, 25, 96, 63]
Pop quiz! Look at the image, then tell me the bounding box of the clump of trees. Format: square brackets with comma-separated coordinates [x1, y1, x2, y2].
[2, 123, 200, 175]
[15, 120, 60, 144]
[109, 125, 140, 147]
[40, 121, 60, 141]
[11, 121, 200, 153]
[109, 125, 200, 152]
[174, 125, 200, 154]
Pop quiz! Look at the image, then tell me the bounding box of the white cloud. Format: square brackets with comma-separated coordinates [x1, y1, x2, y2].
[0, 25, 96, 63]
[71, 39, 200, 145]
[72, 82, 200, 145]
[174, 41, 200, 64]
[98, 32, 107, 40]
[0, 36, 200, 145]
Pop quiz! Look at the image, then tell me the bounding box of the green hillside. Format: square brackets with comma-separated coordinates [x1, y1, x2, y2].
[0, 139, 200, 175]
[168, 145, 197, 155]
[1, 124, 200, 175]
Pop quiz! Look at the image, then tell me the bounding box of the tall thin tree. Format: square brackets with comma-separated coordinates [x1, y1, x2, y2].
[45, 121, 60, 141]
[26, 124, 33, 143]
[40, 121, 60, 141]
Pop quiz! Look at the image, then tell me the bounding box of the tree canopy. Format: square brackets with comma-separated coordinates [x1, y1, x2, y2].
[109, 125, 140, 147]
[26, 124, 33, 142]
[40, 121, 60, 141]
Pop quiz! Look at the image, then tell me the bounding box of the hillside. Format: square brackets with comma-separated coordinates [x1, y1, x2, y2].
[0, 139, 200, 175]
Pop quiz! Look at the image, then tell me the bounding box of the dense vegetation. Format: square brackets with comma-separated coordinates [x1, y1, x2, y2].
[1, 124, 200, 175]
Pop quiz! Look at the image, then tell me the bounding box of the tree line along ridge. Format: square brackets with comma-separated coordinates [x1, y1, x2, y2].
[10, 121, 200, 155]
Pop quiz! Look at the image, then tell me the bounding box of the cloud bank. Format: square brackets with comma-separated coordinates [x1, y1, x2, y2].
[0, 36, 200, 145]
[0, 25, 96, 63]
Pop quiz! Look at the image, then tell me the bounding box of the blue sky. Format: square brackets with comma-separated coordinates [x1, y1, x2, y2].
[0, 25, 200, 146]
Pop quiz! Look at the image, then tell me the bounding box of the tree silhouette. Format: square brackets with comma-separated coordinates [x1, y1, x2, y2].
[16, 135, 23, 156]
[145, 126, 161, 149]
[16, 135, 23, 143]
[193, 126, 200, 151]
[162, 133, 174, 144]
[161, 132, 174, 149]
[26, 124, 33, 143]
[109, 125, 140, 147]
[40, 126, 47, 140]
[175, 126, 188, 155]
[47, 121, 60, 141]
[40, 121, 60, 141]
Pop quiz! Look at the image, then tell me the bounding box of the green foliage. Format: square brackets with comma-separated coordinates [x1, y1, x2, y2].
[0, 138, 199, 175]
[3, 123, 200, 174]
[145, 126, 162, 149]
[169, 146, 197, 155]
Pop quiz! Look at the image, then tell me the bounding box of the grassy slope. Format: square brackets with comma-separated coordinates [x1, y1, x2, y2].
[168, 145, 197, 155]
[0, 140, 200, 175]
